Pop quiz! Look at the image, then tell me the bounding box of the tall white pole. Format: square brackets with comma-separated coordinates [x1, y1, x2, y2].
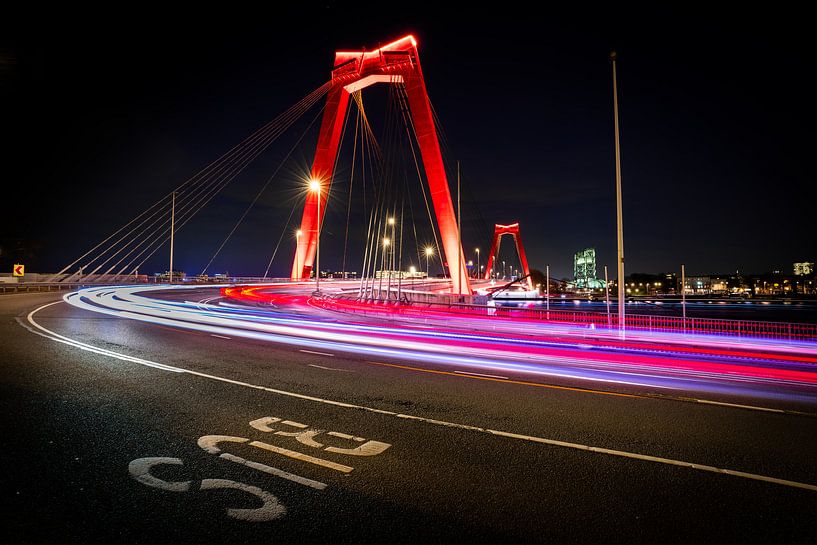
[296, 231, 301, 281]
[681, 263, 686, 327]
[457, 161, 462, 297]
[605, 265, 611, 327]
[315, 187, 321, 294]
[611, 51, 626, 332]
[546, 264, 550, 319]
[169, 191, 175, 284]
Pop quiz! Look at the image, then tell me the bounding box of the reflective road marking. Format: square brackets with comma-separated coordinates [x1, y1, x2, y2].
[308, 364, 353, 372]
[249, 441, 354, 473]
[455, 370, 510, 379]
[300, 349, 335, 357]
[219, 452, 328, 490]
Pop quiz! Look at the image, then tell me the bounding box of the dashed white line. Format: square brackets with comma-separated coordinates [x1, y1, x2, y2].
[308, 364, 353, 372]
[211, 334, 232, 340]
[299, 349, 335, 357]
[455, 370, 510, 379]
[695, 398, 785, 413]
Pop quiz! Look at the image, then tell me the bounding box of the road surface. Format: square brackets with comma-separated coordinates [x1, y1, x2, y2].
[3, 286, 817, 544]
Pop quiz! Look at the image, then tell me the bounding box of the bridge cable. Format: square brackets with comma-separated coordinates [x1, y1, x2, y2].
[61, 80, 331, 281]
[117, 83, 330, 277]
[79, 84, 327, 280]
[200, 101, 327, 276]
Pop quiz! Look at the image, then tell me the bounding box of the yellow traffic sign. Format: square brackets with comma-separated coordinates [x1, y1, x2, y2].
[13, 264, 24, 277]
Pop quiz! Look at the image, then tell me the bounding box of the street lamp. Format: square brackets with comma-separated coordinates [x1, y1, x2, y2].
[309, 179, 321, 294]
[425, 246, 433, 278]
[380, 237, 390, 299]
[502, 260, 506, 279]
[387, 217, 396, 288]
[296, 229, 303, 280]
[475, 248, 480, 280]
[387, 217, 396, 271]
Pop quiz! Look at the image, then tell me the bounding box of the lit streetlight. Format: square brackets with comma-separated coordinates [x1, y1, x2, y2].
[475, 248, 480, 280]
[425, 246, 434, 278]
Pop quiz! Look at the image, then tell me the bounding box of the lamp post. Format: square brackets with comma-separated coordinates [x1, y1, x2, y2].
[611, 51, 626, 333]
[309, 179, 321, 294]
[604, 265, 611, 327]
[475, 248, 480, 280]
[425, 246, 433, 278]
[380, 237, 390, 299]
[388, 217, 395, 295]
[546, 264, 550, 318]
[502, 260, 506, 279]
[296, 229, 302, 281]
[169, 191, 175, 284]
[681, 263, 687, 330]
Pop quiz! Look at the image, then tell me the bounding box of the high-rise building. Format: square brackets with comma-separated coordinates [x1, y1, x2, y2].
[794, 262, 814, 276]
[573, 248, 605, 289]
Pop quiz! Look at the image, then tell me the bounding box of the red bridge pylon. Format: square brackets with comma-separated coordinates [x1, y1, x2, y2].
[291, 35, 471, 295]
[483, 223, 533, 289]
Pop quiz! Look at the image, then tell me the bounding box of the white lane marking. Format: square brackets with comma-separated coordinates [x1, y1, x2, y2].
[300, 349, 335, 357]
[211, 334, 231, 340]
[248, 440, 354, 474]
[199, 478, 286, 522]
[454, 370, 510, 379]
[21, 302, 183, 373]
[308, 364, 353, 372]
[24, 301, 817, 493]
[219, 452, 327, 490]
[695, 398, 786, 414]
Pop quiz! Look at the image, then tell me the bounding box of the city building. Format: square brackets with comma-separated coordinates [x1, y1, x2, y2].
[794, 262, 814, 276]
[573, 248, 605, 289]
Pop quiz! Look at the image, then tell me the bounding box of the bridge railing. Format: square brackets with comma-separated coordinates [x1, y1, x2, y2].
[322, 294, 817, 342]
[0, 283, 104, 295]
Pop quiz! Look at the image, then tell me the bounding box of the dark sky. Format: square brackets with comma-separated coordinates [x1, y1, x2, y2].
[2, 6, 814, 279]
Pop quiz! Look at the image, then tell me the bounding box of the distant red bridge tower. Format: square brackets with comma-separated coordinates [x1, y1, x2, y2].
[483, 223, 533, 289]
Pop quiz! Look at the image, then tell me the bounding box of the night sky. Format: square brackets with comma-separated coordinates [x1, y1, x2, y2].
[2, 6, 814, 279]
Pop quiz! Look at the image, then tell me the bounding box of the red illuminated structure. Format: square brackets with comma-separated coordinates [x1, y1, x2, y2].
[291, 35, 472, 295]
[483, 223, 533, 289]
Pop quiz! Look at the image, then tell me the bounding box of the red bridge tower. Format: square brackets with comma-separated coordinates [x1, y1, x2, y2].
[291, 35, 471, 295]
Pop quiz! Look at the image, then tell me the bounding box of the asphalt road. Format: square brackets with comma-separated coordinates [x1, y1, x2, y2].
[3, 290, 817, 544]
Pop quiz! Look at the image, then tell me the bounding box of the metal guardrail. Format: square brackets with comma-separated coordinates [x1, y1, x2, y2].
[322, 295, 817, 342]
[0, 283, 101, 295]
